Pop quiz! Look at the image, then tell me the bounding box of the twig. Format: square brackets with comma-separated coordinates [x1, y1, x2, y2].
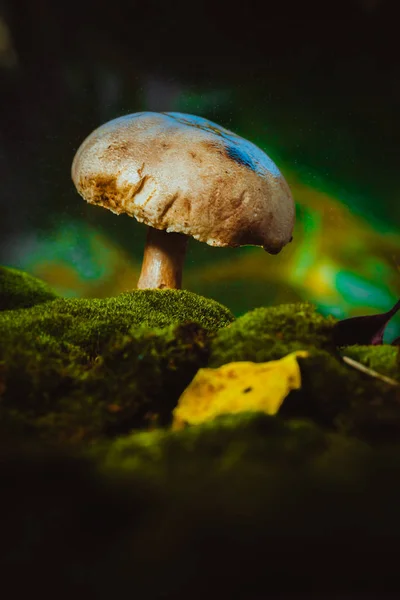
[342, 355, 399, 387]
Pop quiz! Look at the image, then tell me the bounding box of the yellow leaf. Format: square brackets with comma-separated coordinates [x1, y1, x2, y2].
[172, 351, 309, 430]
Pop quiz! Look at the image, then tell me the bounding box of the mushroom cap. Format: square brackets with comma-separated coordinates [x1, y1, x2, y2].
[72, 112, 295, 253]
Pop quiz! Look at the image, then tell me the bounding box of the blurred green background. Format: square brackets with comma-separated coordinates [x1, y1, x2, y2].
[1, 0, 400, 339]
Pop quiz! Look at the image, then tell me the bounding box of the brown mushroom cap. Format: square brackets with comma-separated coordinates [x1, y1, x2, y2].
[72, 112, 295, 254]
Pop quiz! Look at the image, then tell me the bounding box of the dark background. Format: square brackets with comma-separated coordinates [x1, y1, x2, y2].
[1, 0, 400, 331]
[1, 0, 399, 234]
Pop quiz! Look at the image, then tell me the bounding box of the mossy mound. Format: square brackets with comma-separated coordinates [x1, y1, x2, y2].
[3, 414, 400, 598]
[209, 302, 337, 367]
[285, 349, 400, 443]
[208, 304, 400, 442]
[344, 344, 400, 380]
[0, 279, 234, 443]
[0, 265, 58, 310]
[1, 284, 400, 445]
[0, 288, 234, 354]
[0, 320, 211, 443]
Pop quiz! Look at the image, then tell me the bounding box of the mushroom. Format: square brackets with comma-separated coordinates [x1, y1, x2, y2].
[71, 112, 295, 290]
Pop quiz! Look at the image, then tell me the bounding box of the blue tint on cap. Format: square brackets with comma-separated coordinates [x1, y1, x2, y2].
[225, 144, 257, 171]
[166, 112, 281, 178]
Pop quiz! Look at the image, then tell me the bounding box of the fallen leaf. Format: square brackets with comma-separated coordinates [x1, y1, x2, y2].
[172, 351, 309, 430]
[332, 298, 400, 347]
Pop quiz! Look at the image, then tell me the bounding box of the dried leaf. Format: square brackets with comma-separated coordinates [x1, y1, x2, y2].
[172, 351, 309, 430]
[332, 298, 400, 347]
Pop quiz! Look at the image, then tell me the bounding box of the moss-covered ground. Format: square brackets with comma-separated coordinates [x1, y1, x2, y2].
[0, 265, 59, 310]
[1, 266, 400, 598]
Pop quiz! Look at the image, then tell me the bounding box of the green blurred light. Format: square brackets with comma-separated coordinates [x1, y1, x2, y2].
[20, 221, 113, 282]
[291, 208, 321, 280]
[335, 271, 397, 309]
[315, 303, 347, 319]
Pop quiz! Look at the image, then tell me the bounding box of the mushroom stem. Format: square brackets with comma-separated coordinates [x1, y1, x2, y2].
[137, 226, 188, 290]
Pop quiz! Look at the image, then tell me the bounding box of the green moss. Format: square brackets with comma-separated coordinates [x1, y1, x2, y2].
[343, 344, 400, 380]
[0, 265, 58, 310]
[0, 288, 233, 355]
[0, 322, 211, 443]
[285, 350, 400, 443]
[95, 413, 331, 475]
[0, 278, 233, 443]
[209, 302, 337, 367]
[2, 291, 400, 445]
